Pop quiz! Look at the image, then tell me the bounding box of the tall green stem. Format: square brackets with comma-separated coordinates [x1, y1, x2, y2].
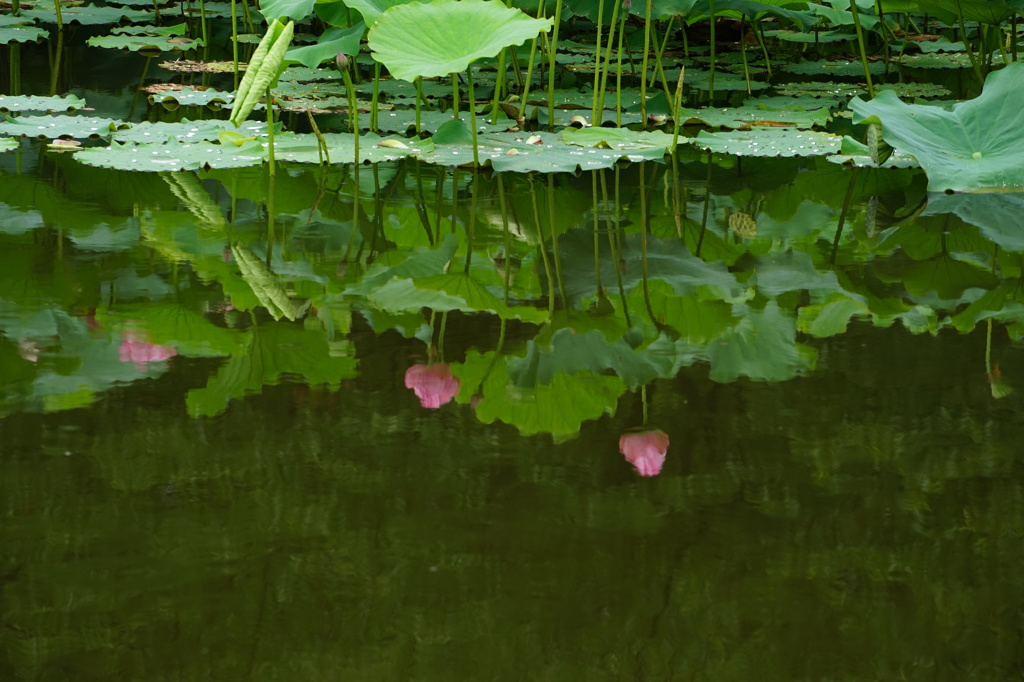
[708, 0, 716, 102]
[546, 0, 563, 130]
[849, 0, 875, 98]
[466, 66, 480, 167]
[640, 0, 653, 126]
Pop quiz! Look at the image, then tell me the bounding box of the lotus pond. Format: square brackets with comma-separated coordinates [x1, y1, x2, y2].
[3, 0, 1024, 678]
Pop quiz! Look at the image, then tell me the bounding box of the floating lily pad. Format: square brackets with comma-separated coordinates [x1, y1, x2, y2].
[0, 138, 18, 152]
[110, 119, 269, 144]
[20, 3, 152, 24]
[744, 94, 845, 112]
[763, 28, 853, 43]
[675, 105, 831, 129]
[691, 128, 842, 157]
[147, 86, 236, 108]
[899, 51, 1005, 69]
[0, 94, 88, 113]
[668, 68, 770, 92]
[0, 26, 48, 43]
[772, 81, 865, 100]
[376, 109, 515, 135]
[781, 59, 887, 77]
[88, 31, 203, 52]
[158, 59, 241, 73]
[270, 132, 430, 164]
[875, 82, 952, 98]
[0, 115, 130, 139]
[368, 0, 554, 81]
[560, 126, 678, 152]
[850, 62, 1024, 192]
[75, 139, 266, 172]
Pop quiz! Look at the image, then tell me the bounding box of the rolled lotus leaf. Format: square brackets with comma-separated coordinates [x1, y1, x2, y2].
[866, 124, 892, 166]
[229, 19, 294, 127]
[231, 244, 299, 320]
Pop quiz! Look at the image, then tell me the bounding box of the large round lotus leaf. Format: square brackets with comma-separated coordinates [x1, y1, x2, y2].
[367, 0, 553, 81]
[691, 128, 842, 157]
[674, 105, 831, 130]
[0, 115, 129, 139]
[850, 62, 1024, 193]
[110, 119, 270, 144]
[75, 139, 266, 172]
[0, 26, 48, 43]
[0, 94, 87, 113]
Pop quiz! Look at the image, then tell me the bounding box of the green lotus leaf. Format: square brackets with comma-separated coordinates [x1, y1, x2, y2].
[921, 194, 1024, 252]
[745, 94, 846, 112]
[284, 23, 364, 69]
[259, 0, 316, 21]
[560, 126, 679, 152]
[20, 3, 152, 24]
[0, 138, 18, 152]
[375, 109, 513, 135]
[87, 32, 203, 51]
[111, 119, 269, 144]
[825, 135, 921, 169]
[0, 26, 48, 43]
[230, 19, 295, 127]
[797, 295, 870, 338]
[0, 14, 35, 26]
[368, 0, 554, 81]
[665, 68, 770, 92]
[875, 82, 951, 99]
[148, 87, 235, 108]
[763, 29, 853, 43]
[692, 128, 842, 157]
[0, 94, 88, 113]
[687, 0, 817, 30]
[0, 115, 130, 139]
[898, 52, 1005, 69]
[74, 139, 266, 172]
[781, 59, 886, 77]
[268, 131, 431, 164]
[915, 0, 1019, 24]
[850, 63, 1024, 193]
[345, 0, 423, 26]
[772, 81, 865, 99]
[672, 105, 831, 130]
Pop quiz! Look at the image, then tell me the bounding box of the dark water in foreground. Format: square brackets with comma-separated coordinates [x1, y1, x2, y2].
[3, 318, 1023, 680]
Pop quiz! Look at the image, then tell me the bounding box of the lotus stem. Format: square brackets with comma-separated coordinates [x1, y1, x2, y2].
[615, 10, 626, 126]
[518, 0, 542, 120]
[595, 0, 622, 126]
[415, 77, 423, 134]
[847, 0, 875, 98]
[640, 0, 652, 126]
[546, 0, 563, 130]
[639, 162, 658, 327]
[641, 385, 649, 425]
[371, 62, 381, 132]
[199, 0, 209, 52]
[466, 66, 480, 167]
[953, 0, 983, 85]
[230, 0, 239, 89]
[650, 17, 675, 102]
[754, 18, 771, 77]
[48, 24, 63, 96]
[451, 167, 460, 234]
[452, 77, 460, 117]
[708, 0, 716, 101]
[491, 47, 507, 125]
[1012, 15, 1018, 63]
[340, 57, 360, 214]
[590, 0, 606, 123]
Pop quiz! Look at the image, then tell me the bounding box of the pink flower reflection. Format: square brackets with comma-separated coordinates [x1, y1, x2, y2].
[119, 329, 176, 370]
[404, 363, 460, 409]
[619, 430, 669, 477]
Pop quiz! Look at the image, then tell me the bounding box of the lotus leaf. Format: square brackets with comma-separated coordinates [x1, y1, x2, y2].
[259, 0, 316, 21]
[692, 128, 843, 157]
[673, 105, 831, 129]
[914, 0, 1020, 24]
[111, 119, 270, 144]
[0, 115, 130, 139]
[87, 32, 203, 52]
[284, 24, 365, 69]
[781, 59, 887, 76]
[706, 301, 817, 383]
[667, 69, 770, 92]
[898, 52, 1005, 69]
[376, 110, 514, 135]
[0, 14, 35, 26]
[368, 273, 550, 323]
[20, 4, 152, 24]
[0, 27, 48, 43]
[763, 29, 854, 43]
[850, 63, 1024, 193]
[560, 126, 678, 152]
[687, 0, 817, 30]
[75, 139, 266, 172]
[270, 131, 431, 164]
[0, 94, 88, 113]
[921, 194, 1024, 253]
[0, 139, 18, 153]
[874, 82, 951, 98]
[772, 82, 865, 99]
[149, 87, 235, 108]
[368, 0, 554, 81]
[345, 0, 424, 26]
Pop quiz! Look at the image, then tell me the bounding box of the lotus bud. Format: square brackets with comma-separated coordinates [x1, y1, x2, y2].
[619, 429, 669, 477]
[335, 52, 349, 72]
[622, 0, 632, 11]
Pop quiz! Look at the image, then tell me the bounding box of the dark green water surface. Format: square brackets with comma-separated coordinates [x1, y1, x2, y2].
[2, 37, 1024, 682]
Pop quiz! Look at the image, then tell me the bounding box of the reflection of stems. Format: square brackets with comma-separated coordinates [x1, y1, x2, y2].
[849, 0, 874, 98]
[830, 167, 857, 265]
[437, 311, 449, 360]
[696, 150, 712, 257]
[546, 0, 563, 131]
[529, 176, 556, 314]
[671, 67, 684, 149]
[548, 175, 568, 308]
[602, 169, 631, 327]
[464, 169, 478, 272]
[498, 175, 512, 303]
[415, 77, 423, 134]
[415, 165, 434, 246]
[589, 0, 605, 123]
[592, 172, 603, 296]
[639, 163, 658, 327]
[9, 45, 20, 95]
[127, 57, 152, 120]
[371, 63, 381, 132]
[641, 384, 648, 426]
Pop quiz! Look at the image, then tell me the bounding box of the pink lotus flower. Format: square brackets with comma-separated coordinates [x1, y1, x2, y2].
[619, 429, 669, 477]
[119, 329, 176, 370]
[404, 363, 460, 409]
